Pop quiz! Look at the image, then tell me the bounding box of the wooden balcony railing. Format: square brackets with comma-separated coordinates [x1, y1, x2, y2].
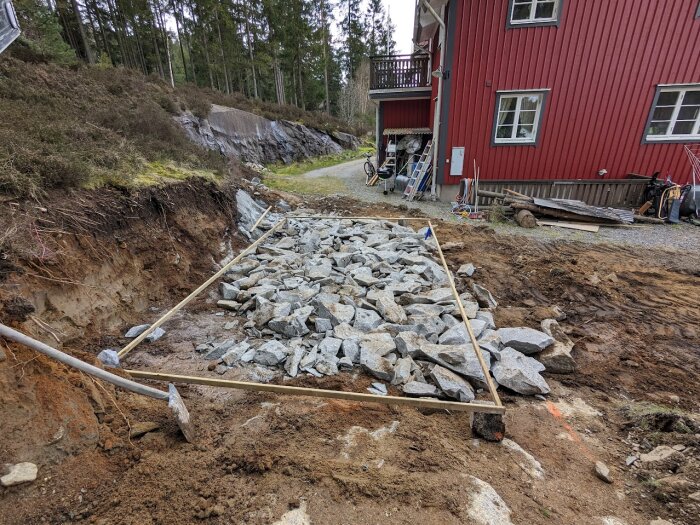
[370, 54, 431, 91]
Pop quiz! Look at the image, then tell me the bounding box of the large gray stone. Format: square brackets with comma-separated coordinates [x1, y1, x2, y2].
[471, 283, 498, 308]
[395, 331, 424, 358]
[430, 365, 475, 402]
[360, 349, 394, 381]
[284, 346, 305, 377]
[353, 308, 383, 331]
[315, 318, 333, 333]
[268, 306, 313, 338]
[341, 339, 361, 363]
[305, 259, 332, 280]
[475, 311, 496, 330]
[537, 319, 576, 374]
[360, 332, 396, 356]
[330, 252, 354, 268]
[97, 349, 120, 368]
[391, 356, 414, 385]
[317, 301, 355, 326]
[124, 324, 165, 342]
[458, 263, 476, 277]
[351, 267, 379, 287]
[299, 347, 319, 371]
[316, 356, 339, 376]
[402, 381, 439, 397]
[253, 340, 288, 366]
[376, 295, 407, 324]
[333, 322, 364, 340]
[407, 315, 447, 339]
[1, 462, 38, 487]
[416, 342, 491, 387]
[491, 347, 550, 395]
[438, 320, 486, 344]
[404, 304, 446, 317]
[459, 294, 480, 319]
[220, 282, 239, 300]
[221, 342, 251, 366]
[204, 339, 238, 360]
[318, 337, 342, 358]
[465, 475, 513, 523]
[496, 327, 554, 355]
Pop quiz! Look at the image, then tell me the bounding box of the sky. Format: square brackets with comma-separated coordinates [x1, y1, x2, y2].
[384, 0, 415, 54]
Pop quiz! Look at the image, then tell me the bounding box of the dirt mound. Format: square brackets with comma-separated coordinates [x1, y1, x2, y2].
[1, 188, 699, 524]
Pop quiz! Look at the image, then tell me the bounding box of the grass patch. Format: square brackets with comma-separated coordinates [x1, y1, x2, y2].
[269, 147, 372, 176]
[624, 402, 687, 419]
[264, 175, 346, 195]
[132, 162, 220, 187]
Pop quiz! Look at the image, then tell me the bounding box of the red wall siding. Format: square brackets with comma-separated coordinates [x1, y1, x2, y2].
[383, 99, 431, 129]
[442, 0, 700, 185]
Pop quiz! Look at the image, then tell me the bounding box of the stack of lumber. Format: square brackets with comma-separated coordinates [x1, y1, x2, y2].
[476, 189, 662, 230]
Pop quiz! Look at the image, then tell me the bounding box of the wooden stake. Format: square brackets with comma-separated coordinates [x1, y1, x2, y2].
[118, 217, 288, 358]
[428, 221, 503, 408]
[249, 206, 272, 233]
[126, 370, 506, 414]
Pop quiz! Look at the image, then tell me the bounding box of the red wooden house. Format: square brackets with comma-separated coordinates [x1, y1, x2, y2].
[370, 0, 700, 205]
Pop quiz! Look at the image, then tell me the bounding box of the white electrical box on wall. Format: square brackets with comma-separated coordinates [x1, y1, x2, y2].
[450, 147, 465, 177]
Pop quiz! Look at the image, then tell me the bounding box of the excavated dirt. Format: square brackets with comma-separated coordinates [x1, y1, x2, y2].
[1, 182, 699, 524]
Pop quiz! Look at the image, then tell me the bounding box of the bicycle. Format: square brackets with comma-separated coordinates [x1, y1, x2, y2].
[364, 152, 376, 185]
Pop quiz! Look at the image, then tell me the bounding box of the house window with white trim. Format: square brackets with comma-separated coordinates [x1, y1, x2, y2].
[509, 0, 561, 26]
[493, 91, 547, 145]
[646, 86, 700, 142]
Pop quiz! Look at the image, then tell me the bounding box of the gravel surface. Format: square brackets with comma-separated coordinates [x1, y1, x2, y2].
[302, 160, 700, 254]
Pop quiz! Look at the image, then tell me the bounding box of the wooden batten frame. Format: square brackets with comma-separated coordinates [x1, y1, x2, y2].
[126, 370, 506, 414]
[121, 214, 504, 416]
[249, 206, 272, 233]
[118, 217, 288, 358]
[428, 221, 504, 408]
[288, 215, 426, 221]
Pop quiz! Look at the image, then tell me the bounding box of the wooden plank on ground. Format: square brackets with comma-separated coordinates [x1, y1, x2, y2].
[537, 220, 600, 232]
[125, 370, 506, 414]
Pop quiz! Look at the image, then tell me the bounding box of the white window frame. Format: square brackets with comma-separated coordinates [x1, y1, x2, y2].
[493, 90, 548, 145]
[509, 0, 561, 26]
[645, 85, 700, 143]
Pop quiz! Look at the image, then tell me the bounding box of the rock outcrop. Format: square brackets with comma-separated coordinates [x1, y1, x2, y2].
[177, 104, 358, 165]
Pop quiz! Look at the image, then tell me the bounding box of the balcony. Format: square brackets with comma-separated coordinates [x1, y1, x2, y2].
[369, 54, 432, 99]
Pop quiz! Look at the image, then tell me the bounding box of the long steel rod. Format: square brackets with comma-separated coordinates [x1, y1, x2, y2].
[127, 370, 506, 414]
[118, 217, 288, 358]
[428, 221, 503, 407]
[0, 324, 169, 401]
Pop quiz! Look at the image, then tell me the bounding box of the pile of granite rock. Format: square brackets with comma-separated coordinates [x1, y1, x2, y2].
[196, 217, 573, 402]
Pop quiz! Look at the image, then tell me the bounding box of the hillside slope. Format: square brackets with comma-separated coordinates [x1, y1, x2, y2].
[0, 57, 357, 199]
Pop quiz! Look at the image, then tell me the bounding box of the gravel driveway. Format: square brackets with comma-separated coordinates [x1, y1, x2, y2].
[301, 160, 700, 254]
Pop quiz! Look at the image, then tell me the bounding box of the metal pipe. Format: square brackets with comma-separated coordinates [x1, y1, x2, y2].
[420, 0, 446, 200]
[0, 323, 169, 401]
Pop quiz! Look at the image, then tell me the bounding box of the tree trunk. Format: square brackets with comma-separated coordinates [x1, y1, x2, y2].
[71, 0, 94, 63]
[321, 2, 331, 113]
[214, 10, 230, 94]
[244, 4, 258, 98]
[154, 1, 174, 87]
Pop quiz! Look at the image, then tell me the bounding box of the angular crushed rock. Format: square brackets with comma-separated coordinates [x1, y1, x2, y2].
[496, 327, 554, 355]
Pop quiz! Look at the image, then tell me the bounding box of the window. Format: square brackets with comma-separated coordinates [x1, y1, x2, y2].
[493, 91, 548, 145]
[508, 0, 562, 26]
[645, 85, 700, 142]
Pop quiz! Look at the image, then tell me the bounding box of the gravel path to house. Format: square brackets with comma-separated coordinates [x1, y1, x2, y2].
[301, 160, 700, 254]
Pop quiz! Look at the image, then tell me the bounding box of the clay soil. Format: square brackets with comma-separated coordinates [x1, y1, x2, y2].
[1, 181, 699, 525]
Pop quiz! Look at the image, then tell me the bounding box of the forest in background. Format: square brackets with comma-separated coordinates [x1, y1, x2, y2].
[12, 0, 398, 128]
